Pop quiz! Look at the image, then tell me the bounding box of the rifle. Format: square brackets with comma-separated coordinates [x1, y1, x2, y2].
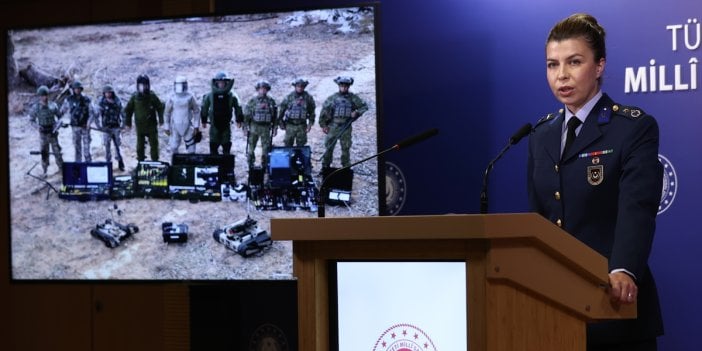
[316, 115, 359, 162]
[52, 121, 68, 134]
[90, 126, 109, 133]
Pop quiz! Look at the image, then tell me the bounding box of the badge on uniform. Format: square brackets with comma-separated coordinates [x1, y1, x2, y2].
[587, 165, 604, 186]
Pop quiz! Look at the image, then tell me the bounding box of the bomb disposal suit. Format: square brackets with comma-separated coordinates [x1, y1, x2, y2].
[60, 81, 96, 162]
[124, 75, 165, 162]
[29, 85, 64, 175]
[200, 72, 243, 155]
[164, 76, 200, 154]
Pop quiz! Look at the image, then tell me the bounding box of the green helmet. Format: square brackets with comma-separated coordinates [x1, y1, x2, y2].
[292, 78, 309, 87]
[36, 85, 50, 96]
[255, 80, 271, 90]
[334, 76, 354, 85]
[71, 81, 84, 90]
[102, 85, 114, 94]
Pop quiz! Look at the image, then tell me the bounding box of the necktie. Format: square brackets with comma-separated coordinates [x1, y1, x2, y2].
[563, 117, 582, 157]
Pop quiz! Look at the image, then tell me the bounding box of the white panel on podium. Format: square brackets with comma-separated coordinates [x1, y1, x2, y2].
[337, 262, 467, 351]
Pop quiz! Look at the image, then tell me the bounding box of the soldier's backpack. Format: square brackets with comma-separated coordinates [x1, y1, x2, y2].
[212, 92, 232, 129]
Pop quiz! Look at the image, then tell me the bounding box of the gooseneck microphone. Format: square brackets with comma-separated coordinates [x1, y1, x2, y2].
[318, 128, 439, 217]
[480, 123, 532, 214]
[393, 128, 440, 149]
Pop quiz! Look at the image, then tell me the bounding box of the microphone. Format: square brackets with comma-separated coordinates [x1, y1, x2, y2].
[318, 128, 439, 217]
[509, 123, 532, 145]
[394, 128, 439, 149]
[480, 123, 532, 214]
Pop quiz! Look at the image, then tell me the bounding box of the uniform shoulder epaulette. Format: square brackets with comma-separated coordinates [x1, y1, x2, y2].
[611, 104, 645, 119]
[534, 110, 559, 128]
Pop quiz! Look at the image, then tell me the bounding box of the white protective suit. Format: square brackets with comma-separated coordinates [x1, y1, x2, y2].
[164, 90, 200, 154]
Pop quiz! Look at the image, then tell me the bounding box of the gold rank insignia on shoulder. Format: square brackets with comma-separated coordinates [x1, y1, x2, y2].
[612, 104, 644, 119]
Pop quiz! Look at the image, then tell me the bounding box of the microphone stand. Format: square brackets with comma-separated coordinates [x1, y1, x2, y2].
[480, 123, 532, 214]
[479, 143, 512, 214]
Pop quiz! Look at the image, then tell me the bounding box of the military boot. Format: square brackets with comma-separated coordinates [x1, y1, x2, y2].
[118, 159, 125, 172]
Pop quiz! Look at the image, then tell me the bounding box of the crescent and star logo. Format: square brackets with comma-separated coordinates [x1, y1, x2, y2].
[384, 162, 407, 216]
[658, 154, 677, 215]
[372, 323, 437, 351]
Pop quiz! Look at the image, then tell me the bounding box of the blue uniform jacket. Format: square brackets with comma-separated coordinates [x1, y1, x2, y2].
[527, 93, 664, 345]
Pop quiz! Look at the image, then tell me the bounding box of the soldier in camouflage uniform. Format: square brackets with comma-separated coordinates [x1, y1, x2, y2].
[244, 80, 278, 170]
[278, 78, 316, 147]
[60, 81, 96, 162]
[124, 74, 165, 162]
[200, 72, 243, 155]
[319, 76, 369, 169]
[29, 86, 64, 177]
[96, 85, 125, 171]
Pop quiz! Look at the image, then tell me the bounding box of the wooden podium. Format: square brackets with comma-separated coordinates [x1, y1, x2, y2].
[271, 213, 635, 351]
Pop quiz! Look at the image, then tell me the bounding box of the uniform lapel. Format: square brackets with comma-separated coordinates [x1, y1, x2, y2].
[542, 114, 564, 163]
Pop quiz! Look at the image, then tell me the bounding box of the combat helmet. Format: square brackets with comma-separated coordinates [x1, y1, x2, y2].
[36, 85, 50, 96]
[136, 74, 150, 94]
[333, 76, 354, 85]
[71, 81, 84, 90]
[137, 74, 150, 85]
[102, 85, 114, 94]
[255, 80, 271, 90]
[291, 78, 309, 87]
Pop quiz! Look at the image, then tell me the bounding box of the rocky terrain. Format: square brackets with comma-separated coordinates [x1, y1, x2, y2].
[8, 8, 378, 280]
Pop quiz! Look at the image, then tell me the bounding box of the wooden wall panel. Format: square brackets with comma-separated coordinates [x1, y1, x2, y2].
[1, 1, 210, 350]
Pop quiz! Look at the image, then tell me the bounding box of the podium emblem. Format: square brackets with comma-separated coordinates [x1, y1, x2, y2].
[384, 162, 407, 216]
[372, 323, 437, 351]
[249, 323, 289, 351]
[658, 154, 677, 214]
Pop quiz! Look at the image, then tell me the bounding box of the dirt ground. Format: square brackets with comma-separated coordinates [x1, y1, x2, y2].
[8, 9, 378, 280]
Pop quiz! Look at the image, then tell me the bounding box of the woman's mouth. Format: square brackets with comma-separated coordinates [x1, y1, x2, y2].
[558, 86, 574, 97]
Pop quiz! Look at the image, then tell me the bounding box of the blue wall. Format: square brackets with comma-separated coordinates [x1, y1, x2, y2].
[384, 2, 701, 350]
[218, 1, 699, 349]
